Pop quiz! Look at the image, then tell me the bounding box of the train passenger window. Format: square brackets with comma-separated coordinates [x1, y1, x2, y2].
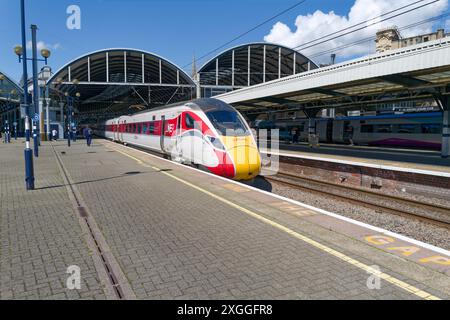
[185, 114, 195, 129]
[375, 124, 392, 133]
[397, 124, 418, 134]
[422, 124, 441, 134]
[143, 123, 148, 134]
[149, 122, 155, 134]
[361, 125, 374, 133]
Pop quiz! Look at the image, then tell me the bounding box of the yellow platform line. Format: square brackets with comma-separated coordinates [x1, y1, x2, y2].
[107, 144, 441, 300]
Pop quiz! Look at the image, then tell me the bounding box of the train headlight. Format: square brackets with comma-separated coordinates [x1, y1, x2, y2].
[207, 136, 225, 150]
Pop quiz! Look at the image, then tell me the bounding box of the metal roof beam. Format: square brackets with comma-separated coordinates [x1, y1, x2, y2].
[378, 74, 431, 88]
[257, 97, 300, 106]
[58, 81, 195, 88]
[308, 88, 347, 97]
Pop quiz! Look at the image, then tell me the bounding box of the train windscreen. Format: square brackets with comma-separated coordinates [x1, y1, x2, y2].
[195, 98, 250, 136]
[206, 110, 250, 136]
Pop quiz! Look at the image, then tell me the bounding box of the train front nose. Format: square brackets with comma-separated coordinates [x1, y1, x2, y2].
[222, 137, 261, 180]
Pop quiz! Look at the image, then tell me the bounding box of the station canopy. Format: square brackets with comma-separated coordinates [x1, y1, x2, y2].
[47, 48, 196, 122]
[198, 43, 318, 97]
[0, 70, 22, 114]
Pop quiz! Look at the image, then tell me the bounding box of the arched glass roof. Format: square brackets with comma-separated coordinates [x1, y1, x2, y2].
[0, 70, 22, 114]
[47, 48, 196, 119]
[198, 43, 318, 91]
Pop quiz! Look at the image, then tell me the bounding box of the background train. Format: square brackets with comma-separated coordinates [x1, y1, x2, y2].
[252, 112, 443, 150]
[96, 98, 261, 181]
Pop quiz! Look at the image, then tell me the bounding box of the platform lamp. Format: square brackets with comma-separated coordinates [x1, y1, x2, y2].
[65, 91, 71, 147]
[74, 92, 80, 142]
[15, 40, 51, 157]
[10, 89, 18, 140]
[0, 85, 3, 143]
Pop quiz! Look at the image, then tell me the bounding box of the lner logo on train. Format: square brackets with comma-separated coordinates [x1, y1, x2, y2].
[101, 98, 262, 181]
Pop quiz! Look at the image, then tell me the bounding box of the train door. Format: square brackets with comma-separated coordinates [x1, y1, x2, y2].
[121, 120, 125, 142]
[114, 121, 119, 141]
[160, 115, 167, 155]
[343, 121, 351, 143]
[175, 114, 182, 156]
[326, 119, 333, 143]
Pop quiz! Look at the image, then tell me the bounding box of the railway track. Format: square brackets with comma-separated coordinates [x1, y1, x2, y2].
[264, 171, 450, 229]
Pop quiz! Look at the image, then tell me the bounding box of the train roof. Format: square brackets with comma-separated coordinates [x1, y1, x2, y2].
[335, 112, 442, 121]
[128, 98, 235, 117]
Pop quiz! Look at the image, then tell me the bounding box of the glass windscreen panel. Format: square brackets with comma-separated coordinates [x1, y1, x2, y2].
[206, 110, 250, 136]
[196, 99, 251, 137]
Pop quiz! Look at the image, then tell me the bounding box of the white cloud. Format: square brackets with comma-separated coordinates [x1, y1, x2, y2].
[26, 41, 61, 51]
[264, 0, 449, 63]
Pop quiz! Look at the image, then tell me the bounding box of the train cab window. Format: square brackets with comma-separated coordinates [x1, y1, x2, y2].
[422, 123, 441, 134]
[185, 114, 195, 129]
[205, 110, 249, 136]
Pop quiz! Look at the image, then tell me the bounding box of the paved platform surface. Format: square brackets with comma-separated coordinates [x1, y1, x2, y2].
[1, 139, 450, 300]
[262, 142, 450, 175]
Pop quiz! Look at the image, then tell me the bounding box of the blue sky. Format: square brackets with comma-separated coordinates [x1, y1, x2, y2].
[1, 0, 448, 82]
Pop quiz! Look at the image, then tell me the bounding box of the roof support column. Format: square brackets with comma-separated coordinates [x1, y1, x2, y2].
[159, 59, 162, 84]
[248, 46, 251, 86]
[141, 54, 145, 84]
[87, 56, 91, 82]
[263, 45, 266, 83]
[278, 47, 281, 79]
[441, 94, 450, 158]
[106, 52, 109, 82]
[293, 53, 296, 75]
[232, 50, 235, 87]
[68, 66, 71, 82]
[124, 51, 127, 83]
[216, 58, 219, 86]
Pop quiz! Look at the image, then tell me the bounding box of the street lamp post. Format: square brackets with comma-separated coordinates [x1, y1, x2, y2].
[65, 92, 73, 147]
[74, 92, 80, 142]
[11, 90, 18, 140]
[15, 24, 51, 158]
[39, 81, 50, 141]
[31, 25, 40, 156]
[16, 0, 34, 190]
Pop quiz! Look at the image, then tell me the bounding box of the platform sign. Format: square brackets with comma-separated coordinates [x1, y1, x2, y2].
[20, 104, 27, 119]
[34, 113, 39, 121]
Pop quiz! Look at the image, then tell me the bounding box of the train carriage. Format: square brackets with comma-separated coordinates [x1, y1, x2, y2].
[99, 98, 261, 181]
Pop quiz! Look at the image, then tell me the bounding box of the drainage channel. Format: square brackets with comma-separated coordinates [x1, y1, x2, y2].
[51, 145, 125, 300]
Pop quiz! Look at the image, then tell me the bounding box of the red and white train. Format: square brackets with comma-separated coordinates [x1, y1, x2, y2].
[98, 98, 261, 181]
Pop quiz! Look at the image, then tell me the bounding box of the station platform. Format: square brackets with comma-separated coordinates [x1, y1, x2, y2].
[263, 142, 450, 176]
[1, 139, 450, 300]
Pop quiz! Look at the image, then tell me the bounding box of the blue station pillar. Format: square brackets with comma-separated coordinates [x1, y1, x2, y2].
[19, 0, 34, 190]
[442, 95, 450, 159]
[31, 24, 40, 157]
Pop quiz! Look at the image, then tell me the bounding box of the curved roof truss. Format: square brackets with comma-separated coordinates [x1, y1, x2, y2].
[198, 42, 318, 89]
[47, 48, 196, 117]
